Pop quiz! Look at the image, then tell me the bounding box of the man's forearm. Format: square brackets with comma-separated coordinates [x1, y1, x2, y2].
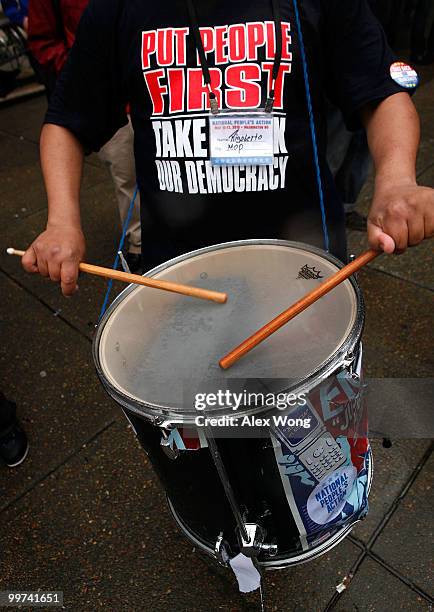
[21, 124, 86, 296]
[362, 92, 420, 186]
[40, 123, 84, 228]
[360, 92, 433, 253]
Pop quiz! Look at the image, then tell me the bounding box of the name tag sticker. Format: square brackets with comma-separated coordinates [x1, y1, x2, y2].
[209, 113, 274, 166]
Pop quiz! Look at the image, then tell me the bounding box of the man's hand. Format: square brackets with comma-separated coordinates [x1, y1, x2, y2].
[27, 124, 86, 296]
[368, 180, 434, 253]
[22, 224, 85, 296]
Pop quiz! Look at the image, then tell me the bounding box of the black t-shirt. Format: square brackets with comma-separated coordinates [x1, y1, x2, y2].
[45, 0, 407, 265]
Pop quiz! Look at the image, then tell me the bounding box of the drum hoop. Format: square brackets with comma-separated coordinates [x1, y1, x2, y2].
[93, 239, 365, 426]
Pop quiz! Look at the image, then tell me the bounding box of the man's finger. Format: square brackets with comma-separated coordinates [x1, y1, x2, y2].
[48, 260, 62, 282]
[34, 250, 49, 277]
[60, 260, 79, 297]
[382, 216, 409, 252]
[367, 221, 395, 254]
[21, 246, 39, 273]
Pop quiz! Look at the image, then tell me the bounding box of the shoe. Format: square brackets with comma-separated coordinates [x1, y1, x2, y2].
[0, 420, 29, 467]
[345, 211, 367, 232]
[125, 252, 143, 275]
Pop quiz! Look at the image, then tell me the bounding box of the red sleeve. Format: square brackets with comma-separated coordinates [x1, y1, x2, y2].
[28, 0, 69, 74]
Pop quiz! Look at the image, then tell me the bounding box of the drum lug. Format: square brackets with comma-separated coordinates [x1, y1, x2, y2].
[215, 532, 232, 567]
[117, 250, 131, 273]
[261, 540, 279, 557]
[238, 523, 278, 559]
[160, 429, 180, 460]
[348, 253, 360, 281]
[153, 416, 176, 430]
[342, 350, 362, 383]
[342, 350, 357, 374]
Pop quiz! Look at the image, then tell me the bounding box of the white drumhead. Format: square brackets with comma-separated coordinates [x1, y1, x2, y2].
[96, 241, 361, 418]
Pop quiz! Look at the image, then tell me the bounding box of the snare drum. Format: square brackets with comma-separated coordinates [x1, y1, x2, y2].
[93, 240, 372, 569]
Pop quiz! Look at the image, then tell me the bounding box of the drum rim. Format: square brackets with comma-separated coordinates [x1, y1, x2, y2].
[93, 239, 365, 425]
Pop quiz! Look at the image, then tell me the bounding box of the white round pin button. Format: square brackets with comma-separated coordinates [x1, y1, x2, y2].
[390, 61, 419, 89]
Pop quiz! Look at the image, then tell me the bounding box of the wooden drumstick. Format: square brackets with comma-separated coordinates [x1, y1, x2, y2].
[219, 249, 380, 369]
[6, 248, 227, 304]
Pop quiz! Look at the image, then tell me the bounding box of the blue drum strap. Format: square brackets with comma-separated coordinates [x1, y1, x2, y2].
[98, 186, 139, 321]
[292, 0, 330, 252]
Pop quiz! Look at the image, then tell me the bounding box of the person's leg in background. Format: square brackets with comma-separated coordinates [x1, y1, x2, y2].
[411, 0, 434, 63]
[98, 116, 142, 273]
[411, 0, 430, 62]
[334, 129, 372, 226]
[0, 392, 29, 467]
[425, 19, 434, 63]
[326, 103, 371, 231]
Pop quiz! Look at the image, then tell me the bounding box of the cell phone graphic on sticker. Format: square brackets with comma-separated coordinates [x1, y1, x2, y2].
[273, 403, 346, 482]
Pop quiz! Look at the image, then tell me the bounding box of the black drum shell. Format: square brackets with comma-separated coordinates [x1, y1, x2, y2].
[125, 411, 309, 560]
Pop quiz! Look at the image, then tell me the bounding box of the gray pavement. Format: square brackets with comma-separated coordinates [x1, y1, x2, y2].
[0, 73, 433, 611]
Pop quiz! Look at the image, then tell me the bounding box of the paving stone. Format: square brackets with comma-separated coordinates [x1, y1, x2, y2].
[43, 273, 126, 341]
[1, 150, 110, 224]
[0, 131, 39, 170]
[372, 451, 434, 595]
[0, 95, 46, 143]
[415, 77, 434, 141]
[351, 439, 431, 543]
[418, 162, 434, 189]
[0, 420, 361, 611]
[348, 232, 434, 291]
[416, 143, 434, 177]
[357, 269, 434, 378]
[259, 540, 361, 612]
[365, 378, 434, 440]
[0, 128, 109, 215]
[334, 556, 430, 611]
[0, 95, 111, 171]
[0, 182, 121, 300]
[0, 272, 117, 510]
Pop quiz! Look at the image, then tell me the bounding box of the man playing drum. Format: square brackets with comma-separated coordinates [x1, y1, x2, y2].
[16, 0, 434, 584]
[21, 0, 433, 291]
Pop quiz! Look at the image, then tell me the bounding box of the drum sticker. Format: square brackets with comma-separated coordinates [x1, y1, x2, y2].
[390, 62, 419, 89]
[306, 465, 357, 525]
[297, 264, 324, 280]
[163, 427, 208, 452]
[272, 348, 370, 549]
